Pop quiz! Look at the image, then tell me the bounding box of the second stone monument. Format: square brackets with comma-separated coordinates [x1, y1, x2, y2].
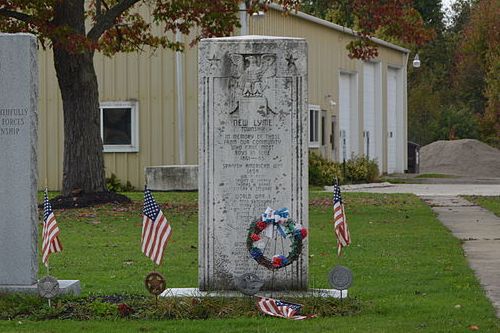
[0, 34, 38, 287]
[198, 36, 308, 291]
[0, 33, 79, 294]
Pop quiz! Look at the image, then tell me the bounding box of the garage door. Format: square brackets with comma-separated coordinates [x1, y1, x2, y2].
[339, 73, 351, 162]
[387, 67, 398, 173]
[363, 63, 376, 161]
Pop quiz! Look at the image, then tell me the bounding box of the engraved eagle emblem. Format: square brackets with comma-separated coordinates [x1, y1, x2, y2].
[229, 53, 276, 97]
[228, 53, 276, 116]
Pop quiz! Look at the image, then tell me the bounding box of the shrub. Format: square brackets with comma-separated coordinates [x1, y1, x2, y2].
[345, 155, 379, 183]
[309, 153, 379, 186]
[106, 173, 135, 192]
[309, 152, 343, 186]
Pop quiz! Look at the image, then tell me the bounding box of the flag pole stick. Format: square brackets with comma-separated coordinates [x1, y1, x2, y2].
[154, 263, 159, 307]
[46, 261, 52, 307]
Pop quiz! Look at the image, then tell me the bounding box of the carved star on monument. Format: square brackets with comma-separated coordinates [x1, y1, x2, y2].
[208, 54, 221, 71]
[285, 53, 298, 70]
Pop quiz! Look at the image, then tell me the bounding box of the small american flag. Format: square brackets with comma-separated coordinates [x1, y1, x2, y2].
[333, 183, 351, 255]
[256, 297, 314, 320]
[141, 187, 172, 265]
[42, 189, 62, 266]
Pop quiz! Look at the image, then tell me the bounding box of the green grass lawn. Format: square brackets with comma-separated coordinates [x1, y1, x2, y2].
[1, 192, 498, 332]
[414, 173, 458, 179]
[464, 196, 500, 217]
[382, 173, 458, 184]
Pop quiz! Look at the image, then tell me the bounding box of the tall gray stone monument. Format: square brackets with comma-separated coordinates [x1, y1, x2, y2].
[0, 34, 79, 294]
[0, 34, 39, 286]
[198, 36, 308, 291]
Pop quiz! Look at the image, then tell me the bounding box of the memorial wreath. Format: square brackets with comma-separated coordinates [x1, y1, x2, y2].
[246, 207, 308, 270]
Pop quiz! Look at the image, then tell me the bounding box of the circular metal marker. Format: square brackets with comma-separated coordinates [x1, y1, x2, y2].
[38, 276, 60, 299]
[234, 273, 264, 296]
[328, 265, 353, 290]
[145, 272, 166, 296]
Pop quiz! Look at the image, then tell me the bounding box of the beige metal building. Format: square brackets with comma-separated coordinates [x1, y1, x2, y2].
[38, 4, 409, 190]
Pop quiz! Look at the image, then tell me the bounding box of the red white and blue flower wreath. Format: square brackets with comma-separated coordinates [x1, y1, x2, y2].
[247, 207, 308, 270]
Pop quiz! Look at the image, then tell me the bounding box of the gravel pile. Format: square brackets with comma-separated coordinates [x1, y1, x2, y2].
[420, 139, 500, 177]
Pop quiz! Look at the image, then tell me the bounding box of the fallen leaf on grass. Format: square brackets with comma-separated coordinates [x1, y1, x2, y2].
[118, 303, 134, 317]
[113, 207, 130, 212]
[468, 325, 480, 331]
[78, 213, 96, 218]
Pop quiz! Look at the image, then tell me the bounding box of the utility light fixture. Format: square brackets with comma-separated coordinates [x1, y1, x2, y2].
[252, 11, 265, 17]
[412, 53, 421, 68]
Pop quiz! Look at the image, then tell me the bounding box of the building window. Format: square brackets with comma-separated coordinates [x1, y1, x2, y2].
[321, 110, 326, 146]
[100, 101, 139, 152]
[309, 105, 321, 148]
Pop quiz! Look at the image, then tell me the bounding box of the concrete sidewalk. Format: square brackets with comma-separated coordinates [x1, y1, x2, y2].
[327, 183, 500, 317]
[421, 196, 500, 318]
[332, 183, 500, 196]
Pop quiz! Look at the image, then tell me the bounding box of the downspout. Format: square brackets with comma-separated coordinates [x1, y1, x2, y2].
[175, 27, 185, 165]
[403, 52, 409, 171]
[239, 2, 248, 35]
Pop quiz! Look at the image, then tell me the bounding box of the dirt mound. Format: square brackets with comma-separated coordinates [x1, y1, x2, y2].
[420, 139, 500, 177]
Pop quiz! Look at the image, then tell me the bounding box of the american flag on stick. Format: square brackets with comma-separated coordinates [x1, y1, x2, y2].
[256, 297, 315, 320]
[141, 187, 172, 265]
[333, 183, 351, 256]
[42, 189, 63, 266]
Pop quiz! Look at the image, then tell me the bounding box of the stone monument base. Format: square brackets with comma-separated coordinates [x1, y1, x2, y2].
[145, 165, 198, 191]
[160, 287, 347, 299]
[0, 280, 81, 295]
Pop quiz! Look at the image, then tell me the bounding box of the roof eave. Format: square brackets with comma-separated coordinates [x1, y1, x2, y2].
[267, 3, 410, 54]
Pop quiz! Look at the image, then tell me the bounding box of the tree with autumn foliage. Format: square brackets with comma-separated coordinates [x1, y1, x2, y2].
[0, 0, 241, 199]
[452, 0, 499, 146]
[300, 0, 434, 58]
[407, 0, 499, 147]
[1, 0, 432, 200]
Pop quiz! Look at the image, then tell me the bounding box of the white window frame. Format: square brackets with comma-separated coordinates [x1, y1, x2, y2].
[321, 110, 327, 146]
[308, 104, 321, 148]
[99, 101, 139, 153]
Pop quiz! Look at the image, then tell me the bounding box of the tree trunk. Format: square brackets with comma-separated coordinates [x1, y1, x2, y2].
[52, 1, 106, 196]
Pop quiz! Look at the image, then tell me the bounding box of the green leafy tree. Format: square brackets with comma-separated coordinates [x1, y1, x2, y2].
[412, 0, 444, 33]
[433, 105, 480, 141]
[452, 0, 499, 146]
